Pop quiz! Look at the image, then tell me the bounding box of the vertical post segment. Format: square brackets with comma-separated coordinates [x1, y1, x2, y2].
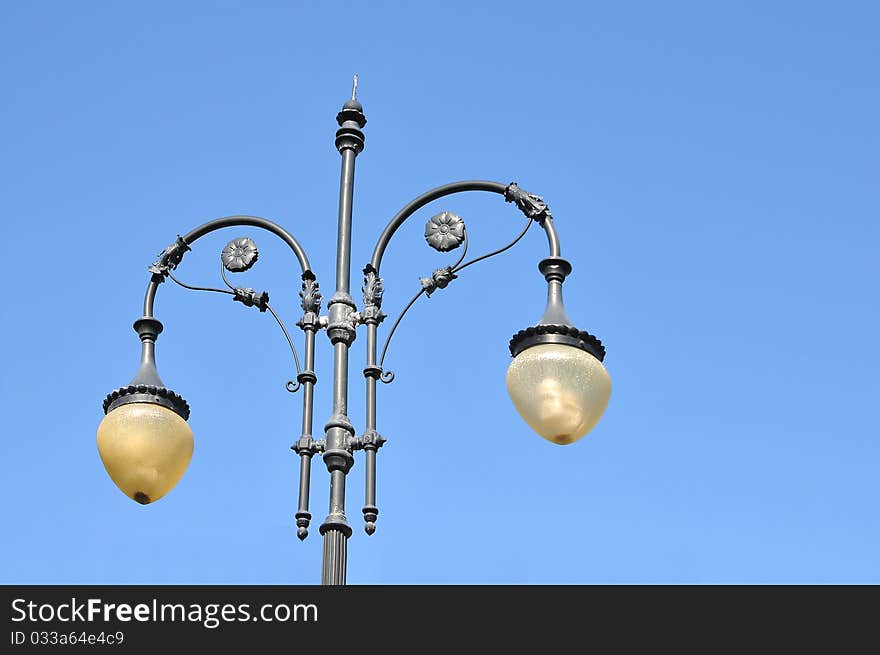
[361, 265, 386, 535]
[320, 85, 366, 585]
[293, 302, 320, 540]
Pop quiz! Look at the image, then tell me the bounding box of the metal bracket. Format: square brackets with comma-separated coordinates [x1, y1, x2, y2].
[348, 431, 387, 452]
[419, 266, 457, 297]
[326, 292, 360, 346]
[148, 235, 191, 278]
[292, 436, 326, 456]
[504, 182, 552, 224]
[363, 430, 387, 449]
[232, 287, 269, 311]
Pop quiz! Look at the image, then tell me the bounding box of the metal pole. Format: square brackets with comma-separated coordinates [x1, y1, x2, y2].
[320, 80, 366, 585]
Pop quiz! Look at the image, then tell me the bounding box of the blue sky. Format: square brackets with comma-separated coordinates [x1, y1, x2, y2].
[1, 1, 877, 584]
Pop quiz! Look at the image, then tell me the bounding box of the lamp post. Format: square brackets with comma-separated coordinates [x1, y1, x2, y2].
[96, 80, 612, 585]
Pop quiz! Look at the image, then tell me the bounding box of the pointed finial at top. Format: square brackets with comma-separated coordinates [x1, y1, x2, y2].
[337, 74, 366, 133]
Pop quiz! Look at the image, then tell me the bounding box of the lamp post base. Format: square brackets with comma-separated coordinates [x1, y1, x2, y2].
[321, 526, 349, 585]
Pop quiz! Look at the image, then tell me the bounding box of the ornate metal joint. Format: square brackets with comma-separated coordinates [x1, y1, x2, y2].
[148, 235, 191, 278]
[293, 436, 313, 456]
[348, 432, 385, 451]
[420, 266, 457, 297]
[232, 287, 269, 311]
[362, 307, 385, 323]
[292, 436, 324, 456]
[361, 430, 387, 450]
[326, 292, 359, 346]
[323, 448, 355, 473]
[296, 313, 320, 335]
[504, 182, 552, 224]
[324, 412, 355, 472]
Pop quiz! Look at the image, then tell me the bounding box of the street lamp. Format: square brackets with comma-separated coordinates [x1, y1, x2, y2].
[96, 79, 611, 584]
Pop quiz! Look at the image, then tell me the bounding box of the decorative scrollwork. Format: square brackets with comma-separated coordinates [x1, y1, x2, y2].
[419, 266, 457, 297]
[221, 237, 259, 272]
[300, 272, 322, 315]
[158, 235, 305, 395]
[504, 183, 551, 223]
[362, 264, 386, 325]
[232, 287, 269, 311]
[149, 236, 191, 277]
[424, 211, 466, 252]
[362, 264, 384, 310]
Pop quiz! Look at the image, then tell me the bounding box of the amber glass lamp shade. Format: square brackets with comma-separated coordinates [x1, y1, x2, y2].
[97, 403, 194, 504]
[506, 343, 611, 445]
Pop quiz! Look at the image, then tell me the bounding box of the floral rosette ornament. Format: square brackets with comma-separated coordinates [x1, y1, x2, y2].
[424, 211, 465, 252]
[221, 237, 259, 272]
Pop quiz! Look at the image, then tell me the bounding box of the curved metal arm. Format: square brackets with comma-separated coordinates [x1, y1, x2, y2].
[369, 180, 561, 273]
[143, 215, 313, 318]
